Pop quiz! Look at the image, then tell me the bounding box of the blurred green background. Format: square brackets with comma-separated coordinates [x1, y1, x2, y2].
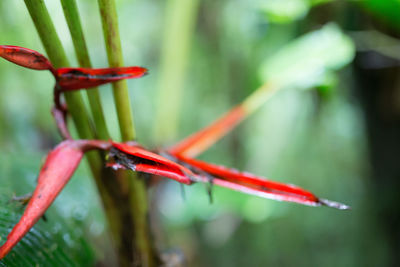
[1, 0, 399, 266]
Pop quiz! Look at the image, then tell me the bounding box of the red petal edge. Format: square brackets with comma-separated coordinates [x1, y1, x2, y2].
[0, 45, 54, 71]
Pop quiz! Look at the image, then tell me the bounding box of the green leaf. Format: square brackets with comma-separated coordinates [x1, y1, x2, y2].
[361, 0, 400, 30]
[259, 0, 333, 24]
[0, 197, 95, 266]
[259, 23, 355, 90]
[260, 0, 310, 23]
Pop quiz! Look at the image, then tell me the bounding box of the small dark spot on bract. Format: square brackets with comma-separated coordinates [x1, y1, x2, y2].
[66, 69, 85, 75]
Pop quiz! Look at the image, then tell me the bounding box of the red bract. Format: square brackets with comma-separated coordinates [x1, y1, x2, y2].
[0, 45, 148, 138]
[109, 143, 349, 209]
[0, 140, 87, 258]
[168, 106, 246, 158]
[55, 66, 148, 91]
[0, 45, 147, 91]
[0, 45, 147, 118]
[172, 154, 350, 209]
[0, 45, 54, 71]
[0, 139, 349, 259]
[110, 142, 195, 185]
[0, 139, 111, 258]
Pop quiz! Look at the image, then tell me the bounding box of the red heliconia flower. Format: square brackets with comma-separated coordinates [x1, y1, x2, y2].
[0, 139, 350, 259]
[0, 45, 148, 139]
[0, 45, 148, 117]
[0, 45, 350, 260]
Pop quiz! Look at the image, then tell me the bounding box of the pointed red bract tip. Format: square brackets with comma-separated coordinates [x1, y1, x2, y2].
[0, 140, 88, 259]
[55, 66, 148, 91]
[0, 45, 54, 71]
[173, 154, 349, 209]
[319, 198, 351, 210]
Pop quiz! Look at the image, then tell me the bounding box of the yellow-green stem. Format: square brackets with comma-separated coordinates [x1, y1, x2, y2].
[153, 0, 200, 143]
[97, 0, 135, 141]
[170, 83, 278, 158]
[242, 83, 278, 114]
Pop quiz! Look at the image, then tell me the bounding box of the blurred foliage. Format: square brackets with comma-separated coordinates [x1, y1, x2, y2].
[0, 195, 95, 266]
[361, 0, 400, 30]
[259, 0, 333, 24]
[259, 23, 354, 89]
[0, 0, 398, 266]
[260, 0, 310, 23]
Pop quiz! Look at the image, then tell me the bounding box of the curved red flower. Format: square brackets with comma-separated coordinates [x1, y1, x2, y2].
[0, 45, 350, 261]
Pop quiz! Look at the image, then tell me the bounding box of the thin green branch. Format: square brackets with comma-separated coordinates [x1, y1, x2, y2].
[60, 0, 110, 140]
[23, 0, 102, 171]
[97, 0, 156, 266]
[97, 0, 136, 141]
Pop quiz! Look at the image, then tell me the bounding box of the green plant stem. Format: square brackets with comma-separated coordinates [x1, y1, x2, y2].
[154, 0, 200, 143]
[97, 0, 155, 266]
[24, 1, 140, 266]
[60, 0, 110, 140]
[23, 0, 101, 165]
[97, 0, 135, 141]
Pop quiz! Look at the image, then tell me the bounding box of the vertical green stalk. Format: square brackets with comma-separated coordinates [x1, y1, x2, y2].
[153, 0, 200, 143]
[97, 0, 135, 141]
[97, 0, 156, 266]
[23, 0, 102, 173]
[60, 0, 110, 140]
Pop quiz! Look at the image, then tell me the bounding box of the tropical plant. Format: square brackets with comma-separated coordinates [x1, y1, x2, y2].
[0, 0, 355, 266]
